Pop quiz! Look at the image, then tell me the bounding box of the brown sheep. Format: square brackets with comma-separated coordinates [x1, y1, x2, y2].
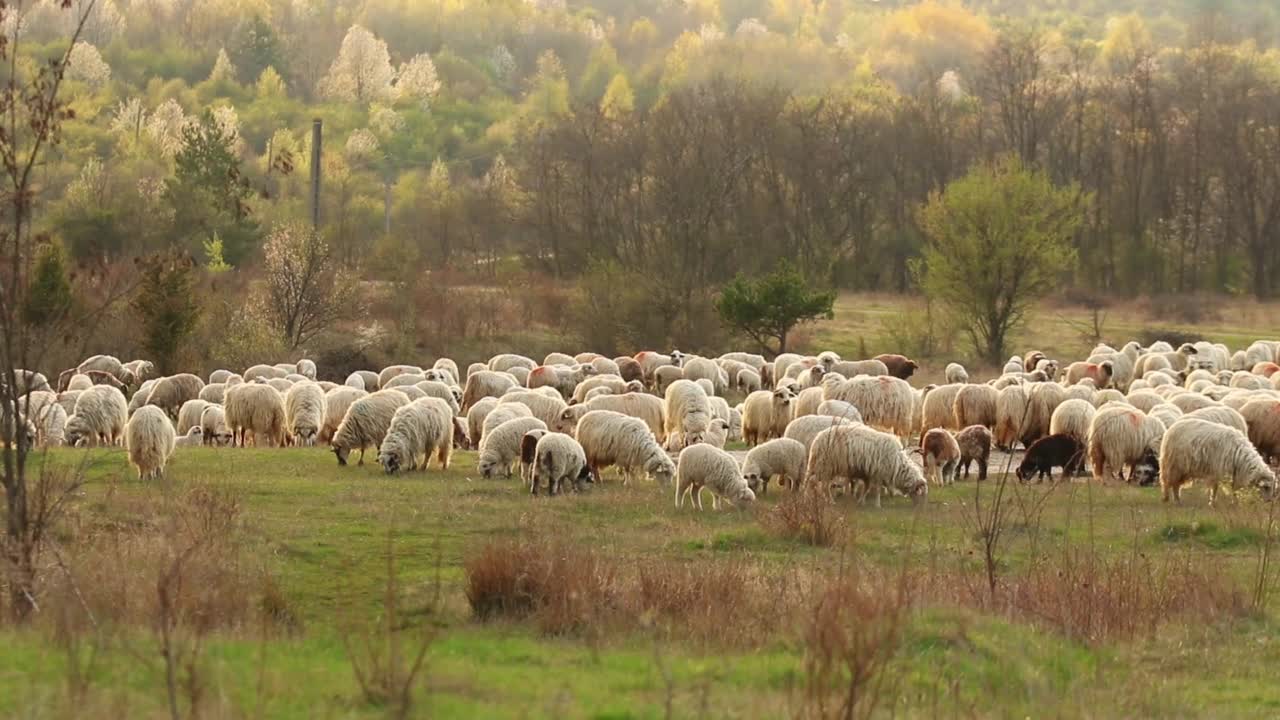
[874, 354, 919, 381]
[956, 425, 991, 481]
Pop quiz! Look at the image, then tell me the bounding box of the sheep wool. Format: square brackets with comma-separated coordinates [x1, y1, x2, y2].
[664, 379, 712, 449]
[66, 385, 128, 447]
[477, 417, 547, 479]
[576, 410, 675, 486]
[1087, 405, 1166, 482]
[531, 432, 589, 496]
[805, 424, 927, 507]
[126, 405, 176, 480]
[330, 390, 408, 465]
[1160, 418, 1277, 504]
[285, 382, 328, 446]
[1048, 398, 1096, 446]
[378, 397, 454, 474]
[741, 388, 793, 446]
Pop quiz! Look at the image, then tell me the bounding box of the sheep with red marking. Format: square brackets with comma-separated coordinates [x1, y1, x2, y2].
[1087, 405, 1166, 483]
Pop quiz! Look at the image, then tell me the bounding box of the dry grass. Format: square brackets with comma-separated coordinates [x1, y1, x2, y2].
[759, 487, 848, 547]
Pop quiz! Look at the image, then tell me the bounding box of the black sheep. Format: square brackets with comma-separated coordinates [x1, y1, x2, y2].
[1017, 433, 1085, 483]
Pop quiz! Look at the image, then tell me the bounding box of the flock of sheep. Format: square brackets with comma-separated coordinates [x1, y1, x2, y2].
[8, 337, 1280, 509]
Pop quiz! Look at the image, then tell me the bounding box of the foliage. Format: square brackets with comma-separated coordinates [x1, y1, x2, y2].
[164, 110, 260, 266]
[716, 260, 836, 355]
[229, 14, 283, 85]
[320, 25, 395, 103]
[917, 158, 1086, 364]
[260, 223, 362, 349]
[23, 243, 75, 327]
[131, 251, 203, 374]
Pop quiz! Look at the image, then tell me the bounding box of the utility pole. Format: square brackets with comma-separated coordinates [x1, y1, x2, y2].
[310, 119, 322, 230]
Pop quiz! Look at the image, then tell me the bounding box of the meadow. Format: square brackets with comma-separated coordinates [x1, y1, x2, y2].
[3, 440, 1280, 719]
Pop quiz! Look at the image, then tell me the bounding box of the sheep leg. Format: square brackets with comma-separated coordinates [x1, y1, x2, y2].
[694, 485, 705, 511]
[711, 493, 719, 511]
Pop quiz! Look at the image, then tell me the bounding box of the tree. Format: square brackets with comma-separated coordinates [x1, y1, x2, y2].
[164, 110, 260, 265]
[319, 25, 395, 103]
[600, 73, 634, 118]
[395, 53, 440, 108]
[917, 158, 1086, 364]
[230, 14, 284, 84]
[23, 243, 74, 327]
[261, 223, 361, 349]
[715, 261, 836, 355]
[132, 252, 203, 375]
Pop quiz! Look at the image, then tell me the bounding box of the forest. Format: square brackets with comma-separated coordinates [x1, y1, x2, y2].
[7, 0, 1280, 364]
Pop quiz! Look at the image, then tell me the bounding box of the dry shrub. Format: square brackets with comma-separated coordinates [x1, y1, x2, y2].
[464, 537, 618, 635]
[633, 559, 802, 646]
[760, 488, 848, 547]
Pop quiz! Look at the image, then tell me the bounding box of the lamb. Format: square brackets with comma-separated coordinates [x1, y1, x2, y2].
[945, 363, 969, 384]
[331, 390, 410, 465]
[433, 358, 460, 383]
[200, 405, 233, 446]
[956, 425, 991, 481]
[805, 424, 927, 507]
[1160, 418, 1277, 504]
[320, 386, 367, 444]
[65, 385, 128, 447]
[531, 432, 590, 496]
[741, 388, 793, 446]
[225, 383, 287, 448]
[462, 371, 519, 412]
[920, 429, 961, 486]
[285, 382, 328, 446]
[488, 353, 537, 374]
[953, 384, 997, 429]
[174, 426, 204, 448]
[1184, 405, 1248, 436]
[1241, 399, 1280, 462]
[575, 410, 675, 485]
[741, 438, 806, 495]
[481, 402, 534, 441]
[176, 399, 211, 435]
[1017, 434, 1085, 483]
[145, 373, 206, 419]
[125, 405, 176, 480]
[674, 444, 755, 510]
[664, 379, 712, 449]
[873, 354, 919, 380]
[784, 415, 858, 454]
[816, 400, 863, 423]
[477, 417, 548, 479]
[1049, 398, 1096, 446]
[700, 418, 731, 450]
[377, 397, 454, 474]
[526, 364, 596, 399]
[827, 375, 916, 444]
[1087, 405, 1166, 483]
[1064, 361, 1114, 389]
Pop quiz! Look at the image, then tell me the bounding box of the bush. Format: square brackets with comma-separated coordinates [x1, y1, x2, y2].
[761, 489, 848, 547]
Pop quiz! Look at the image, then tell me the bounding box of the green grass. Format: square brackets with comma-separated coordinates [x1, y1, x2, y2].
[4, 445, 1280, 717]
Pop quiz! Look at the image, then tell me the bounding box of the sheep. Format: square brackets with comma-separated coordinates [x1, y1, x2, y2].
[176, 399, 212, 435]
[377, 398, 454, 474]
[920, 429, 961, 486]
[682, 356, 728, 395]
[1160, 418, 1277, 504]
[478, 417, 548, 479]
[1087, 342, 1142, 391]
[993, 383, 1028, 450]
[795, 366, 828, 391]
[466, 362, 487, 377]
[675, 444, 755, 510]
[575, 410, 675, 485]
[664, 379, 712, 449]
[285, 373, 309, 385]
[65, 385, 128, 447]
[1023, 351, 1047, 373]
[432, 358, 460, 382]
[35, 401, 67, 447]
[1022, 382, 1066, 447]
[805, 424, 927, 507]
[830, 359, 889, 378]
[717, 359, 754, 389]
[1124, 390, 1164, 415]
[720, 352, 767, 371]
[544, 352, 575, 366]
[945, 363, 969, 384]
[531, 433, 590, 496]
[741, 438, 806, 495]
[784, 415, 858, 454]
[583, 385, 613, 400]
[383, 373, 427, 390]
[224, 384, 287, 449]
[956, 425, 992, 481]
[614, 357, 644, 384]
[59, 390, 82, 419]
[556, 392, 666, 440]
[816, 400, 863, 423]
[414, 381, 461, 416]
[1035, 358, 1061, 381]
[953, 384, 998, 429]
[1240, 399, 1280, 463]
[1252, 362, 1280, 379]
[245, 364, 289, 382]
[791, 386, 825, 421]
[144, 374, 205, 419]
[319, 387, 367, 444]
[283, 382, 327, 446]
[273, 362, 299, 376]
[1148, 403, 1185, 431]
[377, 365, 422, 389]
[1094, 389, 1127, 407]
[527, 363, 596, 399]
[488, 354, 537, 374]
[1017, 434, 1085, 483]
[498, 390, 568, 429]
[65, 374, 93, 392]
[200, 405, 233, 446]
[1169, 392, 1218, 414]
[331, 390, 410, 465]
[198, 383, 226, 405]
[462, 370, 519, 412]
[1231, 372, 1271, 391]
[1245, 341, 1279, 368]
[77, 355, 125, 383]
[125, 406, 175, 481]
[919, 383, 963, 437]
[349, 371, 379, 390]
[296, 359, 317, 380]
[873, 354, 919, 380]
[1049, 399, 1096, 446]
[456, 397, 492, 450]
[693, 378, 716, 398]
[700, 418, 731, 450]
[827, 375, 915, 444]
[265, 378, 295, 394]
[1064, 361, 1114, 389]
[122, 360, 157, 387]
[634, 351, 682, 388]
[741, 388, 793, 446]
[1087, 406, 1166, 483]
[1002, 357, 1025, 375]
[571, 374, 629, 404]
[736, 368, 762, 394]
[1184, 405, 1249, 436]
[482, 402, 534, 441]
[174, 426, 204, 448]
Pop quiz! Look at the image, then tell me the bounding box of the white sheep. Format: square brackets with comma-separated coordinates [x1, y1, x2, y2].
[1160, 418, 1277, 504]
[331, 390, 409, 465]
[478, 417, 547, 479]
[682, 356, 728, 395]
[414, 380, 461, 416]
[1240, 398, 1280, 462]
[827, 375, 915, 444]
[664, 379, 712, 449]
[176, 399, 211, 435]
[953, 383, 997, 430]
[462, 370, 519, 412]
[1184, 405, 1249, 436]
[377, 365, 422, 388]
[1087, 405, 1166, 482]
[741, 388, 793, 446]
[378, 397, 454, 474]
[174, 426, 204, 448]
[225, 383, 287, 448]
[805, 424, 927, 507]
[675, 444, 755, 510]
[527, 363, 596, 399]
[198, 383, 226, 405]
[244, 364, 289, 382]
[742, 438, 807, 495]
[125, 405, 175, 481]
[481, 402, 534, 441]
[736, 368, 762, 394]
[576, 409, 675, 485]
[531, 432, 589, 496]
[1148, 403, 1184, 430]
[285, 382, 328, 446]
[572, 374, 629, 403]
[944, 363, 969, 384]
[488, 354, 537, 374]
[1048, 399, 1096, 446]
[994, 383, 1028, 450]
[35, 401, 67, 447]
[320, 386, 368, 444]
[65, 385, 128, 447]
[784, 415, 858, 454]
[816, 400, 863, 423]
[297, 359, 317, 380]
[200, 405, 233, 446]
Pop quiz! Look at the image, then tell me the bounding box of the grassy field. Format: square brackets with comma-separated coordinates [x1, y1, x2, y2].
[3, 445, 1280, 718]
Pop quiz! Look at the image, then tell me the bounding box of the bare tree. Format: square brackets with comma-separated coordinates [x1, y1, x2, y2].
[260, 222, 362, 350]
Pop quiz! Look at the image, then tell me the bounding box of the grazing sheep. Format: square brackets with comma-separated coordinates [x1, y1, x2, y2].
[414, 381, 461, 416]
[498, 390, 568, 429]
[576, 410, 675, 486]
[741, 388, 793, 446]
[741, 438, 806, 495]
[1064, 361, 1114, 389]
[320, 387, 368, 444]
[35, 402, 67, 447]
[543, 352, 575, 367]
[1124, 390, 1164, 415]
[1017, 434, 1085, 483]
[77, 355, 126, 383]
[614, 357, 644, 384]
[125, 406, 176, 480]
[224, 384, 287, 449]
[558, 392, 667, 440]
[736, 368, 762, 394]
[531, 432, 590, 496]
[1002, 357, 1025, 375]
[65, 385, 128, 447]
[1049, 399, 1096, 446]
[378, 398, 454, 474]
[827, 375, 916, 444]
[1169, 392, 1217, 414]
[945, 363, 969, 384]
[675, 444, 755, 510]
[790, 386, 825, 421]
[59, 390, 83, 419]
[348, 371, 379, 390]
[508, 367, 530, 388]
[1184, 405, 1249, 436]
[174, 426, 203, 448]
[784, 415, 858, 454]
[953, 384, 998, 429]
[488, 353, 537, 374]
[64, 374, 93, 392]
[145, 374, 206, 419]
[378, 365, 422, 389]
[478, 417, 549, 479]
[383, 374, 427, 390]
[462, 370, 519, 412]
[664, 380, 712, 449]
[1160, 418, 1277, 504]
[176, 399, 211, 435]
[285, 382, 328, 446]
[122, 360, 157, 388]
[1148, 403, 1184, 430]
[699, 418, 730, 450]
[1022, 382, 1066, 447]
[1094, 389, 1127, 407]
[920, 429, 961, 486]
[682, 356, 728, 395]
[331, 390, 409, 465]
[200, 405, 233, 446]
[805, 424, 927, 507]
[1087, 406, 1166, 483]
[873, 354, 919, 380]
[956, 425, 992, 481]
